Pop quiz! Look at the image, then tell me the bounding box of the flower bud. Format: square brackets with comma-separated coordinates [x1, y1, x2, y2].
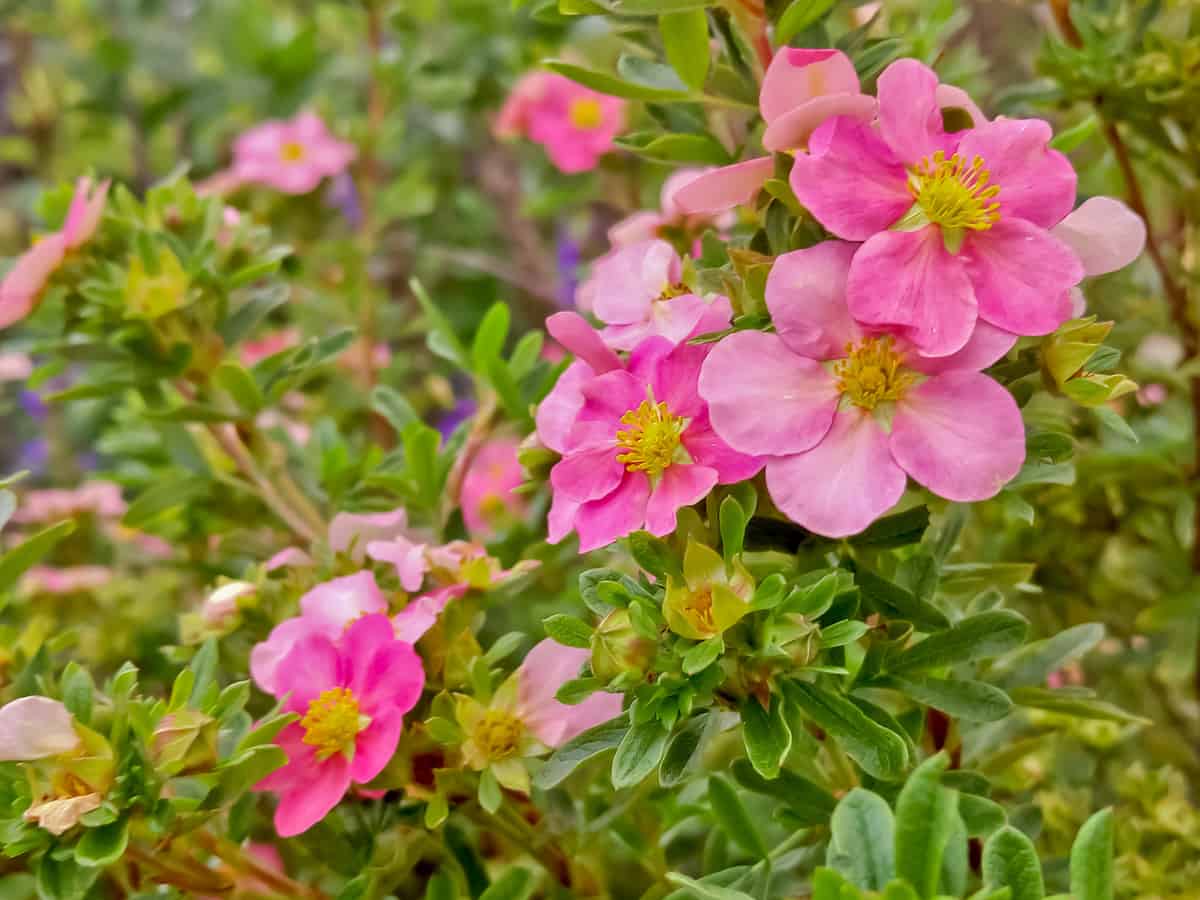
[151, 709, 218, 775]
[202, 580, 254, 629]
[1041, 316, 1113, 388]
[590, 609, 655, 681]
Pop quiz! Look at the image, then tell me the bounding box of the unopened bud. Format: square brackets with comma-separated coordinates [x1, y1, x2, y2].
[591, 609, 655, 681]
[202, 580, 254, 629]
[152, 710, 217, 775]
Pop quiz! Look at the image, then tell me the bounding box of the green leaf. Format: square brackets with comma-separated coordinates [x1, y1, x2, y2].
[731, 759, 836, 825]
[75, 818, 129, 868]
[854, 565, 949, 631]
[851, 506, 930, 548]
[719, 496, 746, 560]
[121, 477, 209, 528]
[1049, 114, 1098, 152]
[0, 520, 75, 593]
[478, 868, 535, 900]
[881, 676, 1013, 722]
[60, 663, 95, 725]
[543, 614, 593, 649]
[370, 385, 419, 434]
[616, 0, 716, 11]
[1009, 686, 1149, 725]
[941, 809, 970, 897]
[1070, 808, 1114, 900]
[960, 793, 1007, 838]
[410, 278, 469, 368]
[776, 0, 837, 44]
[545, 60, 691, 101]
[35, 854, 99, 900]
[983, 827, 1045, 900]
[628, 531, 681, 580]
[535, 713, 630, 790]
[615, 132, 732, 165]
[213, 361, 264, 415]
[660, 712, 709, 787]
[682, 635, 724, 675]
[991, 623, 1105, 689]
[739, 696, 791, 779]
[894, 753, 955, 899]
[784, 681, 908, 780]
[661, 9, 710, 90]
[478, 768, 502, 814]
[472, 302, 511, 375]
[424, 873, 457, 900]
[612, 719, 670, 789]
[826, 789, 895, 889]
[889, 610, 1029, 674]
[708, 776, 769, 858]
[819, 620, 869, 649]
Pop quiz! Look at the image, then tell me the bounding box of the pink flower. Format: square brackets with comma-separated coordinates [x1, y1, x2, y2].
[367, 536, 537, 594]
[698, 241, 1025, 537]
[0, 178, 109, 329]
[537, 312, 761, 551]
[22, 566, 112, 595]
[240, 328, 300, 367]
[576, 240, 732, 350]
[674, 50, 875, 215]
[1136, 383, 1167, 407]
[495, 72, 624, 174]
[14, 480, 126, 524]
[608, 168, 736, 248]
[516, 639, 623, 747]
[231, 112, 356, 195]
[0, 696, 80, 761]
[460, 438, 527, 536]
[0, 351, 32, 381]
[253, 614, 424, 836]
[202, 581, 255, 629]
[788, 59, 1144, 357]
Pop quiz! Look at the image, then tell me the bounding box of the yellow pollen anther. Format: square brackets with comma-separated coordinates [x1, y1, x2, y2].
[474, 710, 524, 761]
[834, 336, 918, 410]
[909, 151, 1001, 231]
[681, 587, 717, 634]
[657, 282, 690, 301]
[280, 141, 307, 162]
[615, 398, 687, 477]
[568, 98, 604, 130]
[301, 687, 364, 760]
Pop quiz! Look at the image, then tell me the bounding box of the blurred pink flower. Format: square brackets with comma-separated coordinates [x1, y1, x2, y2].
[240, 328, 301, 367]
[0, 351, 32, 381]
[460, 438, 527, 536]
[608, 168, 736, 249]
[0, 177, 110, 329]
[1136, 383, 1167, 406]
[0, 696, 80, 761]
[253, 614, 424, 836]
[495, 72, 625, 174]
[231, 112, 357, 195]
[21, 566, 113, 595]
[14, 480, 126, 524]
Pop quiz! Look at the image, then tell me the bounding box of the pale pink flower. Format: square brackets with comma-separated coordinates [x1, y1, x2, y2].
[460, 438, 527, 536]
[253, 614, 424, 836]
[674, 50, 876, 215]
[14, 480, 126, 524]
[698, 241, 1025, 537]
[0, 351, 33, 381]
[21, 566, 112, 595]
[0, 696, 80, 761]
[788, 59, 1144, 357]
[0, 177, 110, 329]
[367, 536, 537, 594]
[202, 581, 255, 629]
[576, 240, 732, 350]
[1136, 383, 1167, 406]
[516, 639, 623, 746]
[495, 72, 624, 174]
[537, 312, 761, 551]
[231, 112, 356, 195]
[608, 168, 736, 248]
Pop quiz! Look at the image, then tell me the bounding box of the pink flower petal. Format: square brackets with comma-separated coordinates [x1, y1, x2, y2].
[546, 311, 621, 375]
[964, 218, 1083, 337]
[847, 228, 978, 357]
[0, 235, 67, 329]
[274, 632, 341, 713]
[0, 697, 79, 761]
[672, 157, 774, 215]
[536, 360, 592, 455]
[698, 331, 838, 456]
[681, 414, 764, 483]
[574, 471, 650, 551]
[906, 320, 1017, 375]
[763, 94, 877, 152]
[550, 447, 625, 503]
[299, 572, 388, 631]
[643, 339, 708, 419]
[934, 84, 987, 129]
[350, 709, 404, 784]
[877, 58, 955, 164]
[760, 49, 860, 123]
[767, 241, 863, 359]
[765, 409, 907, 538]
[789, 116, 911, 241]
[327, 507, 408, 560]
[392, 585, 465, 643]
[546, 490, 583, 545]
[588, 240, 681, 325]
[517, 640, 622, 747]
[366, 537, 429, 592]
[957, 119, 1076, 230]
[890, 371, 1025, 501]
[272, 753, 351, 837]
[644, 464, 719, 536]
[1051, 196, 1146, 277]
[346, 617, 425, 715]
[250, 617, 325, 697]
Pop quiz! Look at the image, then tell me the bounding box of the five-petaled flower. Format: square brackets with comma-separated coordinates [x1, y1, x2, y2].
[230, 111, 357, 195]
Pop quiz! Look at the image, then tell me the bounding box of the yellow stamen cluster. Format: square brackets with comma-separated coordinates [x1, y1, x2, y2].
[280, 141, 307, 162]
[658, 282, 691, 301]
[301, 687, 363, 760]
[616, 399, 686, 477]
[568, 98, 604, 130]
[834, 337, 918, 410]
[680, 587, 717, 635]
[909, 151, 1000, 232]
[474, 710, 524, 761]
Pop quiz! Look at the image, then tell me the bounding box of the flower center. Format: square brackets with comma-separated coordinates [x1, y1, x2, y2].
[682, 587, 717, 635]
[616, 399, 687, 477]
[833, 337, 918, 410]
[301, 687, 366, 760]
[568, 98, 604, 130]
[657, 282, 691, 302]
[909, 151, 1000, 232]
[280, 141, 307, 162]
[474, 710, 524, 761]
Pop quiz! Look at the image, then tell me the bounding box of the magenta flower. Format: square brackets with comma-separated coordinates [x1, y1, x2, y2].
[788, 59, 1143, 357]
[253, 614, 424, 837]
[460, 438, 527, 536]
[698, 242, 1025, 537]
[494, 72, 625, 174]
[577, 240, 732, 350]
[537, 312, 761, 552]
[0, 177, 109, 330]
[674, 49, 875, 215]
[231, 112, 356, 195]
